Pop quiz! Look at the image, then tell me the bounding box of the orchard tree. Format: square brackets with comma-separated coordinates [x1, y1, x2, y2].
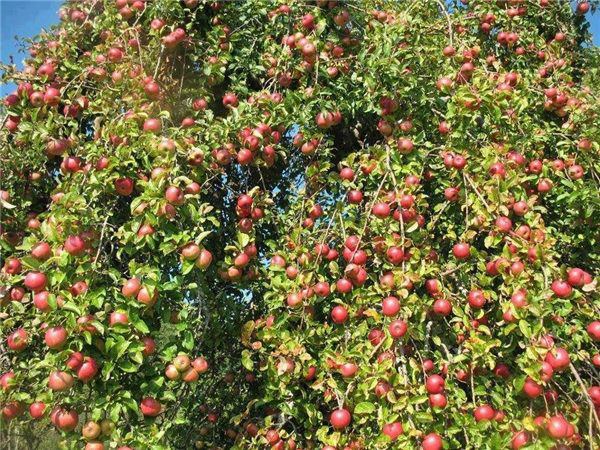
[0, 1, 599, 449]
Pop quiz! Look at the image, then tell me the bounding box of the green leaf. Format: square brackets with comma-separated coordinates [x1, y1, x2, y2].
[354, 402, 376, 414]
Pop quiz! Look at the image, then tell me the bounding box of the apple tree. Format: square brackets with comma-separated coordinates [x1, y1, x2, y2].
[1, 1, 599, 449]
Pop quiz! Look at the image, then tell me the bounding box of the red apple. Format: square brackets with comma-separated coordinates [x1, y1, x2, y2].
[329, 408, 351, 429]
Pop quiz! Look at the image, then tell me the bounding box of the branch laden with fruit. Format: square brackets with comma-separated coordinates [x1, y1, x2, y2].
[1, 1, 599, 450]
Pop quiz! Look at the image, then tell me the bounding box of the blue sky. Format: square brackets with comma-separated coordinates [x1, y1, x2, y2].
[1, 0, 599, 96]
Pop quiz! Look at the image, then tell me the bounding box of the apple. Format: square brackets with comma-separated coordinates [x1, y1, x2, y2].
[511, 431, 530, 449]
[63, 236, 85, 256]
[181, 243, 201, 260]
[467, 290, 486, 309]
[452, 243, 470, 259]
[137, 286, 158, 306]
[140, 397, 161, 417]
[429, 393, 447, 409]
[329, 408, 351, 429]
[29, 401, 46, 419]
[382, 422, 403, 440]
[421, 433, 443, 450]
[382, 296, 400, 316]
[48, 371, 74, 391]
[44, 326, 68, 349]
[545, 347, 570, 371]
[347, 190, 363, 204]
[182, 368, 199, 383]
[2, 402, 23, 420]
[56, 409, 79, 431]
[372, 202, 391, 218]
[3, 257, 22, 274]
[77, 357, 99, 382]
[192, 357, 209, 373]
[66, 351, 84, 370]
[143, 118, 162, 133]
[546, 415, 569, 439]
[222, 92, 239, 108]
[165, 186, 184, 205]
[432, 298, 452, 316]
[24, 271, 47, 292]
[82, 420, 101, 440]
[386, 246, 404, 265]
[388, 319, 407, 339]
[587, 321, 600, 341]
[551, 280, 572, 298]
[331, 305, 348, 324]
[165, 364, 180, 380]
[114, 177, 134, 196]
[142, 336, 156, 356]
[122, 277, 141, 297]
[0, 371, 15, 391]
[109, 311, 129, 326]
[587, 386, 600, 406]
[173, 354, 191, 372]
[473, 404, 495, 421]
[339, 362, 358, 378]
[425, 374, 445, 394]
[7, 328, 28, 351]
[523, 377, 543, 398]
[567, 268, 586, 287]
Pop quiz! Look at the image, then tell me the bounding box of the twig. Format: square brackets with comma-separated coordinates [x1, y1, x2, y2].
[464, 173, 491, 211]
[93, 215, 110, 264]
[569, 363, 600, 433]
[435, 0, 454, 47]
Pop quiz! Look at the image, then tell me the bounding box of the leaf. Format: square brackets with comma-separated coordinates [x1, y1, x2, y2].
[518, 320, 531, 338]
[241, 350, 253, 371]
[354, 402, 376, 414]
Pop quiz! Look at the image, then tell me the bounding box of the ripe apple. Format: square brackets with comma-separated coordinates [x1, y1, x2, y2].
[24, 271, 47, 292]
[425, 374, 445, 394]
[140, 397, 161, 417]
[82, 420, 101, 440]
[44, 326, 68, 349]
[339, 362, 358, 378]
[545, 347, 570, 371]
[473, 404, 495, 421]
[546, 415, 569, 439]
[429, 393, 447, 409]
[66, 351, 84, 370]
[64, 235, 86, 255]
[329, 408, 351, 429]
[48, 371, 74, 391]
[122, 277, 141, 297]
[29, 401, 46, 419]
[421, 432, 443, 450]
[114, 177, 134, 196]
[77, 357, 99, 382]
[382, 296, 400, 316]
[388, 319, 407, 339]
[331, 305, 348, 324]
[7, 328, 28, 351]
[587, 321, 600, 341]
[109, 311, 129, 326]
[551, 280, 572, 298]
[382, 421, 403, 440]
[142, 336, 156, 356]
[523, 377, 543, 398]
[192, 357, 209, 373]
[55, 409, 79, 431]
[452, 243, 470, 259]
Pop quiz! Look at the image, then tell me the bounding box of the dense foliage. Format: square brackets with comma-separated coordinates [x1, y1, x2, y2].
[1, 1, 599, 449]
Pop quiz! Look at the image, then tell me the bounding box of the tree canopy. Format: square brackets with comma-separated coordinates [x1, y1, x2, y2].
[1, 1, 599, 449]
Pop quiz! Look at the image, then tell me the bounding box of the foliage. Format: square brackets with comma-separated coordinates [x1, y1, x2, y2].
[0, 0, 599, 449]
